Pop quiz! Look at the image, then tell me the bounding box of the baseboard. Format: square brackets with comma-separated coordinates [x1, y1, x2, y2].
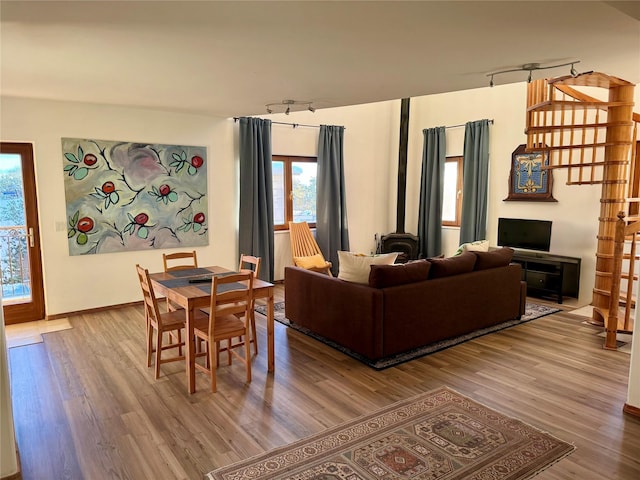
[46, 300, 143, 320]
[623, 403, 640, 419]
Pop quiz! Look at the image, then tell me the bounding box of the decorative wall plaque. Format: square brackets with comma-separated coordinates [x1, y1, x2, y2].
[504, 144, 556, 202]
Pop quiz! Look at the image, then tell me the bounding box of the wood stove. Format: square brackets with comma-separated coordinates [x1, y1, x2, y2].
[380, 97, 419, 263]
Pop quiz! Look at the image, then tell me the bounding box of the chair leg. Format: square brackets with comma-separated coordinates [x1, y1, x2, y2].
[177, 329, 183, 357]
[244, 329, 252, 383]
[209, 338, 217, 393]
[155, 329, 162, 379]
[146, 322, 153, 368]
[250, 310, 258, 356]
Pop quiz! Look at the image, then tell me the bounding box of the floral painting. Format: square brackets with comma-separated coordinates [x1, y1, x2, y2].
[61, 138, 208, 255]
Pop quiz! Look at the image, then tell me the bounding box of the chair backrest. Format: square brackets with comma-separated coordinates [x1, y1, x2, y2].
[136, 264, 163, 327]
[289, 221, 325, 259]
[239, 254, 261, 278]
[163, 251, 198, 272]
[209, 272, 254, 333]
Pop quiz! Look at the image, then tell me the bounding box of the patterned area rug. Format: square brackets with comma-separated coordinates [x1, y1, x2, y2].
[255, 302, 560, 370]
[207, 387, 575, 480]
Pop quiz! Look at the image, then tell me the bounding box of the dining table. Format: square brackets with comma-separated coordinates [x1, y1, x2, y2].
[149, 265, 275, 394]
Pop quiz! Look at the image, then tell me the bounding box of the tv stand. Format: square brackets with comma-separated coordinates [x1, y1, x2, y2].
[510, 250, 581, 304]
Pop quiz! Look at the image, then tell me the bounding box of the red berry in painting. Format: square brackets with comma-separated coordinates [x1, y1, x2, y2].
[83, 154, 98, 166]
[193, 212, 205, 224]
[77, 217, 94, 233]
[134, 213, 149, 225]
[102, 181, 115, 194]
[159, 184, 171, 196]
[191, 156, 204, 168]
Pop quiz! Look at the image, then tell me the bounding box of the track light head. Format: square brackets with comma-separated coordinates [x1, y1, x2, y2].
[265, 99, 315, 115]
[285, 106, 290, 115]
[308, 105, 316, 113]
[486, 60, 580, 87]
[266, 107, 272, 114]
[527, 71, 532, 83]
[570, 63, 578, 77]
[489, 75, 494, 88]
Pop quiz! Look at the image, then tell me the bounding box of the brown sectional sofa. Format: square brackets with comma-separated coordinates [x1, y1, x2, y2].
[284, 249, 526, 365]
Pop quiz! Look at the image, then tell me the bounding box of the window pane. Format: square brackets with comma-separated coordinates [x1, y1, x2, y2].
[442, 161, 458, 222]
[292, 162, 317, 223]
[272, 161, 285, 225]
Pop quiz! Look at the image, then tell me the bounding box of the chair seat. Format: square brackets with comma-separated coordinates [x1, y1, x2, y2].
[193, 314, 246, 340]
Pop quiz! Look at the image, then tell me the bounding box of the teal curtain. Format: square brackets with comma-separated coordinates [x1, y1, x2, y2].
[459, 119, 490, 244]
[418, 126, 446, 258]
[316, 125, 349, 274]
[238, 117, 274, 282]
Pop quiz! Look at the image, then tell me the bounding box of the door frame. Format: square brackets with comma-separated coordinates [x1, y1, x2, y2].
[1, 142, 45, 324]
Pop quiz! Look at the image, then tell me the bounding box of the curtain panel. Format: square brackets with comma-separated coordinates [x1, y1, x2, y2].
[316, 125, 349, 274]
[238, 117, 274, 282]
[418, 127, 446, 258]
[459, 119, 490, 244]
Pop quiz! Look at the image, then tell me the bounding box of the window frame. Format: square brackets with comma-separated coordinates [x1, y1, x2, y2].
[442, 155, 463, 227]
[272, 155, 317, 231]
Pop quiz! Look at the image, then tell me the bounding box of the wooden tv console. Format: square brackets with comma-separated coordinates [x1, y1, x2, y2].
[510, 250, 581, 304]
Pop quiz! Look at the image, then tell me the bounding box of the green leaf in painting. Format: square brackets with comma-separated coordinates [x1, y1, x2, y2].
[138, 226, 149, 239]
[74, 167, 89, 180]
[65, 153, 79, 163]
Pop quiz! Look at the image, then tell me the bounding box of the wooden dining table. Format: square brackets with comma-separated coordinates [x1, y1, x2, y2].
[149, 266, 275, 394]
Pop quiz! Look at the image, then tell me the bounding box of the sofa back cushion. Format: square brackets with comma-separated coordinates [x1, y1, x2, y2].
[369, 259, 431, 288]
[473, 247, 515, 270]
[338, 251, 398, 284]
[428, 251, 476, 278]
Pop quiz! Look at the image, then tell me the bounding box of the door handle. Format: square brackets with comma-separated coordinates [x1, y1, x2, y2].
[27, 227, 35, 248]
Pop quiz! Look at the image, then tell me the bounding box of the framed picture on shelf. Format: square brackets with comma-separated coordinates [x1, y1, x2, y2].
[504, 144, 556, 202]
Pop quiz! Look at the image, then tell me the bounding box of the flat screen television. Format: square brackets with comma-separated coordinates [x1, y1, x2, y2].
[497, 218, 552, 252]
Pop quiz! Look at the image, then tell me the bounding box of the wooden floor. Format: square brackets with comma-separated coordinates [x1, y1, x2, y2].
[7, 287, 640, 480]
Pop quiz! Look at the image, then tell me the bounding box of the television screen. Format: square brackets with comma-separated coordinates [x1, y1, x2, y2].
[497, 218, 552, 252]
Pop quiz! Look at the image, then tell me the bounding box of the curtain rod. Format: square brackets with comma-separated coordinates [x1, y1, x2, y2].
[233, 117, 322, 129]
[445, 119, 494, 129]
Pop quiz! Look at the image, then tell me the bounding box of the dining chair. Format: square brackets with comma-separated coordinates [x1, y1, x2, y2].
[136, 264, 193, 379]
[162, 250, 198, 272]
[192, 272, 254, 393]
[238, 254, 261, 355]
[289, 221, 332, 276]
[163, 250, 198, 311]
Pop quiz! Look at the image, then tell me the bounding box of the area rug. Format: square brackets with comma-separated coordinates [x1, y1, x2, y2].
[255, 302, 560, 370]
[207, 386, 575, 480]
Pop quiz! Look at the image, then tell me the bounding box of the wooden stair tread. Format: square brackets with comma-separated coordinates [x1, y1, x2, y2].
[527, 100, 634, 112]
[548, 71, 635, 89]
[525, 121, 634, 133]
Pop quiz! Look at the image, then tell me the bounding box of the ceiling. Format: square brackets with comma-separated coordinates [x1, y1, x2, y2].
[1, 1, 639, 118]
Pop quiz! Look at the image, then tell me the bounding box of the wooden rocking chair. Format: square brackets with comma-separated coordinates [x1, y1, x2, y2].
[289, 221, 332, 276]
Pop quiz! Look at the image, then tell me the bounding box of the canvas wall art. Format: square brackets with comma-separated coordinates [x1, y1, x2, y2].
[61, 138, 208, 255]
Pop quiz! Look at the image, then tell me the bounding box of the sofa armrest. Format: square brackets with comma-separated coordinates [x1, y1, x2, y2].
[284, 266, 384, 359]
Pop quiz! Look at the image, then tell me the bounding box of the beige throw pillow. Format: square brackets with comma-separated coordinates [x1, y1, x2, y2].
[337, 251, 398, 284]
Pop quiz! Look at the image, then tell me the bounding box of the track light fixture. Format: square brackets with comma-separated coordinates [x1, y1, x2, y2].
[487, 60, 580, 87]
[265, 99, 316, 115]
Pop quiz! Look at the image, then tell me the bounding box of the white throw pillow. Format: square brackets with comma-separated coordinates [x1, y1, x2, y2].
[455, 239, 489, 256]
[337, 251, 399, 284]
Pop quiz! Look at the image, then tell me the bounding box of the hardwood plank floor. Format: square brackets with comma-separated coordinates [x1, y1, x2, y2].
[7, 289, 640, 479]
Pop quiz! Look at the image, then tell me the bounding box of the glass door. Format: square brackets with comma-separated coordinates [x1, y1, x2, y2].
[1, 143, 45, 324]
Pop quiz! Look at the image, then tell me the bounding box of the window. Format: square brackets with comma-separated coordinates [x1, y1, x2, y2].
[442, 156, 463, 227]
[272, 155, 317, 230]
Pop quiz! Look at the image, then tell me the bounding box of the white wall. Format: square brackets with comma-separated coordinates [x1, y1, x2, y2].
[1, 97, 238, 315]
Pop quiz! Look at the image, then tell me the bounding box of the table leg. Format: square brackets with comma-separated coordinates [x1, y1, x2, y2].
[186, 306, 196, 394]
[267, 288, 274, 372]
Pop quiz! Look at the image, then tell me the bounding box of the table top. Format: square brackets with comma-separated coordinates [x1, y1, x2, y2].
[149, 266, 273, 300]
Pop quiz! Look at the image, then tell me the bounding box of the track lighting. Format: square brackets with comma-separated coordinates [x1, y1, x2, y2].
[486, 60, 580, 87]
[265, 99, 316, 115]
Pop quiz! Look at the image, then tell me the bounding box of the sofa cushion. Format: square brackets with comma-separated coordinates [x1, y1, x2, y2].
[428, 251, 476, 278]
[455, 239, 489, 256]
[294, 253, 327, 269]
[474, 247, 514, 270]
[338, 251, 398, 284]
[369, 259, 431, 288]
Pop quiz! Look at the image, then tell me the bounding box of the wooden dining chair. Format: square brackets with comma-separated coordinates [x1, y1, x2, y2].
[192, 272, 254, 393]
[237, 254, 261, 355]
[289, 221, 332, 276]
[163, 250, 198, 311]
[136, 264, 193, 379]
[162, 250, 198, 272]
